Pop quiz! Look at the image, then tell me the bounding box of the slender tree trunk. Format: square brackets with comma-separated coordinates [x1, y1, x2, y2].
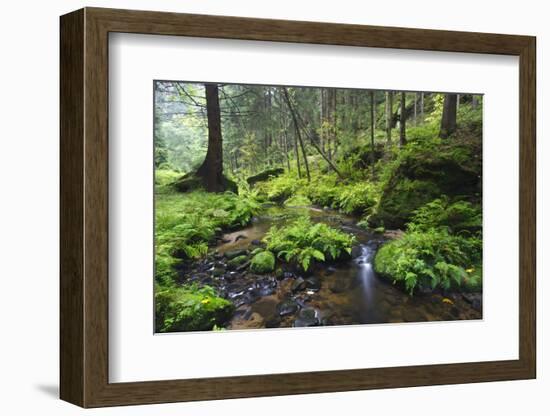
[196, 83, 225, 192]
[385, 91, 393, 144]
[414, 92, 418, 125]
[319, 89, 324, 152]
[280, 105, 291, 172]
[456, 93, 460, 112]
[327, 89, 334, 160]
[293, 131, 302, 178]
[283, 88, 310, 182]
[370, 91, 376, 175]
[472, 94, 478, 110]
[420, 92, 424, 121]
[440, 93, 458, 139]
[399, 92, 407, 147]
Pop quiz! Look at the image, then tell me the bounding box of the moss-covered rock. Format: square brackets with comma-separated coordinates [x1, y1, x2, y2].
[246, 167, 285, 186]
[227, 255, 249, 270]
[250, 251, 276, 274]
[174, 172, 238, 193]
[370, 140, 480, 229]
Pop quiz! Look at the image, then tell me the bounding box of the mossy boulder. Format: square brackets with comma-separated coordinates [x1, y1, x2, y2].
[370, 140, 480, 229]
[246, 167, 285, 186]
[174, 172, 238, 193]
[250, 251, 276, 274]
[227, 255, 249, 270]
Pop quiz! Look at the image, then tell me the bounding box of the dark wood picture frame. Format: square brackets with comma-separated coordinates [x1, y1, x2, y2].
[60, 7, 536, 408]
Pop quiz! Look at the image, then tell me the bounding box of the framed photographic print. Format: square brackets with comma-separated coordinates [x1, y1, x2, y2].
[60, 7, 536, 408]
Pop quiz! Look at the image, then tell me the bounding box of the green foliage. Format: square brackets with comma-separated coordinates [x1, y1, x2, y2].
[255, 173, 306, 202]
[370, 134, 481, 228]
[250, 251, 276, 273]
[155, 284, 234, 332]
[336, 182, 377, 214]
[410, 197, 481, 234]
[284, 194, 312, 207]
[155, 168, 182, 195]
[155, 190, 260, 284]
[302, 175, 340, 207]
[374, 228, 481, 294]
[264, 216, 355, 271]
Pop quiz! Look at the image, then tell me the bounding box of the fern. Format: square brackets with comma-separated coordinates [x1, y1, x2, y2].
[264, 216, 355, 271]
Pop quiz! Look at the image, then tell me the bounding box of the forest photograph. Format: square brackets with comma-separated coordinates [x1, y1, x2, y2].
[154, 80, 483, 333]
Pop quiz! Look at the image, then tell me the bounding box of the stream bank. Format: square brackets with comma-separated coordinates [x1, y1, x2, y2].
[175, 205, 482, 330]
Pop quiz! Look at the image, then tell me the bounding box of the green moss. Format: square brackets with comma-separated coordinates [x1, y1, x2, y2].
[227, 255, 249, 269]
[155, 284, 235, 332]
[246, 167, 285, 186]
[370, 138, 481, 229]
[174, 172, 238, 193]
[250, 251, 276, 273]
[284, 194, 312, 207]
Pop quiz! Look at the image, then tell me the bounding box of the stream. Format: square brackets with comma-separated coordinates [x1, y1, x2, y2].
[181, 205, 482, 330]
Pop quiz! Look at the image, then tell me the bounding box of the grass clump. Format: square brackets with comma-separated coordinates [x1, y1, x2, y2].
[264, 216, 355, 271]
[155, 284, 234, 332]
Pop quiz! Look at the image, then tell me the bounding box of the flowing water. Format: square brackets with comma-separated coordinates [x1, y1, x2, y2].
[193, 205, 482, 330]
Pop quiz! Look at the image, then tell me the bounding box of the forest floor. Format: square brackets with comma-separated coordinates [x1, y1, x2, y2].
[154, 131, 483, 332]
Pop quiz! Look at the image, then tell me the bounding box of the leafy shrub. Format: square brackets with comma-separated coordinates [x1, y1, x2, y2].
[374, 228, 481, 294]
[155, 284, 234, 332]
[255, 173, 305, 202]
[303, 177, 340, 207]
[336, 182, 377, 214]
[264, 216, 355, 271]
[410, 197, 481, 234]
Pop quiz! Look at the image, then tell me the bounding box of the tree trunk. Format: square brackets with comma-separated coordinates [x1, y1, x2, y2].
[440, 93, 458, 139]
[399, 92, 407, 147]
[472, 94, 478, 110]
[370, 91, 376, 175]
[385, 91, 393, 144]
[420, 92, 424, 121]
[196, 83, 225, 192]
[414, 92, 418, 125]
[283, 88, 310, 182]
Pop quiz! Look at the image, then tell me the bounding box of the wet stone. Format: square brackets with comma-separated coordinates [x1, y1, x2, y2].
[277, 299, 300, 316]
[351, 245, 363, 259]
[329, 278, 350, 293]
[305, 276, 321, 291]
[210, 267, 225, 277]
[294, 307, 320, 327]
[291, 277, 307, 293]
[250, 239, 262, 246]
[224, 249, 248, 260]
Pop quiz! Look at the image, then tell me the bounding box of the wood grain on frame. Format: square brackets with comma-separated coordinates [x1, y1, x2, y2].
[60, 7, 536, 408]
